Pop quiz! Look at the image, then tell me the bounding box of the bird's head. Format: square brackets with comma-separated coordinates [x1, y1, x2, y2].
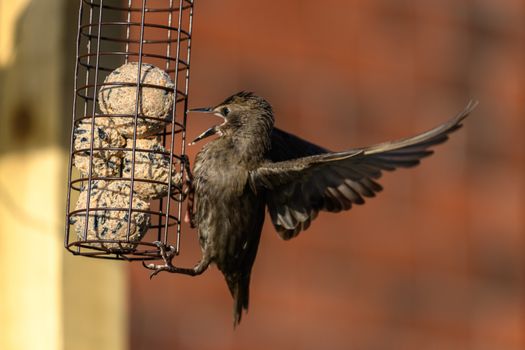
[189, 91, 274, 145]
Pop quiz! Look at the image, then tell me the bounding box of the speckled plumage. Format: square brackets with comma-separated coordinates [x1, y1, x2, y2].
[192, 93, 273, 326]
[147, 91, 476, 327]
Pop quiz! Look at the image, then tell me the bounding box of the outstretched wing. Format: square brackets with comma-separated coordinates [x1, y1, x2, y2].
[252, 101, 478, 240]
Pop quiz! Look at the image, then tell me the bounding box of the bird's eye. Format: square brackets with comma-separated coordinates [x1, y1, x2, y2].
[221, 107, 230, 116]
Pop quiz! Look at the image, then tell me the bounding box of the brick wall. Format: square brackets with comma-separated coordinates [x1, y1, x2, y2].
[130, 1, 525, 349]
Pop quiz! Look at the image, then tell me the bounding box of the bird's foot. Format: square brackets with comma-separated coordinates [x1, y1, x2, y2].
[143, 241, 178, 279]
[143, 241, 210, 278]
[181, 154, 193, 181]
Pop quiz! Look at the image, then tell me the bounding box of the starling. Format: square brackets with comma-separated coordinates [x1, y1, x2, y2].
[145, 92, 477, 326]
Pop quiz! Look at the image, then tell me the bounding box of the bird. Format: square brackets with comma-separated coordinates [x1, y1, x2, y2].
[145, 91, 477, 326]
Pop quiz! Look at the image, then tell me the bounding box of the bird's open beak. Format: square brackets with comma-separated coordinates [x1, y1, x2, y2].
[188, 106, 219, 145]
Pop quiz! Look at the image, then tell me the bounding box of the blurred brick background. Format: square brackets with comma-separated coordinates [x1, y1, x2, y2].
[129, 1, 524, 349]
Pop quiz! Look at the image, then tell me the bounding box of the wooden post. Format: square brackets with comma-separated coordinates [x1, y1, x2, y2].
[0, 1, 127, 349]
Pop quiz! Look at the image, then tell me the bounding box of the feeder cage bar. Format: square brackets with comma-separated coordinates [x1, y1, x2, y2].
[65, 0, 195, 261]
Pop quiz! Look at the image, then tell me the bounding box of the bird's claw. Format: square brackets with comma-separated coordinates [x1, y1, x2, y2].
[180, 154, 193, 180]
[143, 241, 178, 279]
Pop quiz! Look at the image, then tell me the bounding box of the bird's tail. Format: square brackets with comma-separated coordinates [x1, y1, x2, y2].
[226, 273, 251, 327]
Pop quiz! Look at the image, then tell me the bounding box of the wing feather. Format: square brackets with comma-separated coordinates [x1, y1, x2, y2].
[254, 101, 477, 240]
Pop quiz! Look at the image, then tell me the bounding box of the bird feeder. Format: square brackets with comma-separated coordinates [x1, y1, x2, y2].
[65, 0, 195, 261]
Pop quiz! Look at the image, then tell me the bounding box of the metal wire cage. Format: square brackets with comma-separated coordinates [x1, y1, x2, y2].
[65, 0, 195, 260]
